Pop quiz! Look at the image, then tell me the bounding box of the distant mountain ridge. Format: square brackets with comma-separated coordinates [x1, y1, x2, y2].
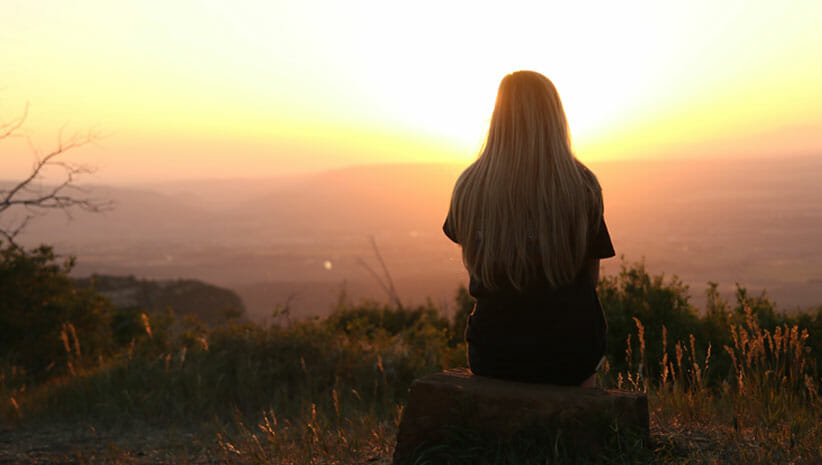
[74, 275, 246, 325]
[8, 156, 822, 318]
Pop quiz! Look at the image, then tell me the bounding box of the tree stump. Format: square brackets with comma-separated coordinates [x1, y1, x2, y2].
[393, 368, 648, 462]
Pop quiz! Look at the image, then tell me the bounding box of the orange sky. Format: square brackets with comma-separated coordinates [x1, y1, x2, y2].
[2, 0, 821, 182]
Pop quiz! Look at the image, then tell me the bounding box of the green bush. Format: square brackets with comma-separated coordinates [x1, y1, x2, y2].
[598, 261, 700, 382]
[0, 244, 114, 381]
[599, 260, 821, 388]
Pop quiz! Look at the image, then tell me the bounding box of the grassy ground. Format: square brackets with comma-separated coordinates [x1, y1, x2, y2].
[2, 269, 821, 464]
[2, 388, 817, 464]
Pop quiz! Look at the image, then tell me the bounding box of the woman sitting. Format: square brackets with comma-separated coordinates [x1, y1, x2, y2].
[444, 70, 615, 387]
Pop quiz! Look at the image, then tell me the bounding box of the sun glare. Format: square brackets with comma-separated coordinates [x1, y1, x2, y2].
[2, 0, 820, 180]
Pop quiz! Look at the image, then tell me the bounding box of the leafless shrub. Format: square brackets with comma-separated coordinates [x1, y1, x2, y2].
[0, 102, 112, 245]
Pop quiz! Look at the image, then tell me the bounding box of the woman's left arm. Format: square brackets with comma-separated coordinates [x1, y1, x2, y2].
[589, 259, 600, 286]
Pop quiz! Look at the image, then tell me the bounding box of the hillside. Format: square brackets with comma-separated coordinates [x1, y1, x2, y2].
[73, 275, 246, 325]
[9, 155, 822, 320]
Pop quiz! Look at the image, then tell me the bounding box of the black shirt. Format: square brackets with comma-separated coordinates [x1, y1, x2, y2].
[443, 215, 615, 384]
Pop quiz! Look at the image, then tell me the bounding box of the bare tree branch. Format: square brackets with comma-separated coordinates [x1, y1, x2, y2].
[0, 214, 32, 245]
[0, 102, 28, 139]
[356, 236, 403, 310]
[1, 103, 112, 247]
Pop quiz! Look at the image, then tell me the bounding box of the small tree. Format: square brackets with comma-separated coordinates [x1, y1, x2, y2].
[0, 244, 114, 380]
[0, 102, 110, 246]
[0, 101, 114, 382]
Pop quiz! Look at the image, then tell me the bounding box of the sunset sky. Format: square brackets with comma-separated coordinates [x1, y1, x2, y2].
[2, 0, 821, 182]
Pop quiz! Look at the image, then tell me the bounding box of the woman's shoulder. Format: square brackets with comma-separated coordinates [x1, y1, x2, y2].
[575, 160, 602, 196]
[454, 162, 477, 187]
[575, 159, 598, 181]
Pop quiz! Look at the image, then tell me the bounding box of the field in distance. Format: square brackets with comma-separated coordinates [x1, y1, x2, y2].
[13, 155, 822, 322]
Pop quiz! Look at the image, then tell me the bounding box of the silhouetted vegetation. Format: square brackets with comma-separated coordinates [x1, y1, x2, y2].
[0, 245, 114, 382]
[1, 246, 820, 463]
[600, 260, 822, 385]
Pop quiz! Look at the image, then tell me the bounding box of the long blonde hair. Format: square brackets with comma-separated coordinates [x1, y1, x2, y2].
[447, 70, 603, 290]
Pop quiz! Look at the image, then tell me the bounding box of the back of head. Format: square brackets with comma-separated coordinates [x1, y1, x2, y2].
[449, 70, 602, 290]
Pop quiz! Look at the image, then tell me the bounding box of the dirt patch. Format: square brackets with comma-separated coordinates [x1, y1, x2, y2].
[0, 425, 215, 465]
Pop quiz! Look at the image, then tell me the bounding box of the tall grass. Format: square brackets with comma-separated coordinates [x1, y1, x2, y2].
[612, 307, 821, 464]
[3, 264, 822, 463]
[1, 300, 467, 463]
[8, 303, 461, 423]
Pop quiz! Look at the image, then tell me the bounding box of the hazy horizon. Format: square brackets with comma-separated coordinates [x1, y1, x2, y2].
[8, 155, 822, 324]
[3, 151, 818, 187]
